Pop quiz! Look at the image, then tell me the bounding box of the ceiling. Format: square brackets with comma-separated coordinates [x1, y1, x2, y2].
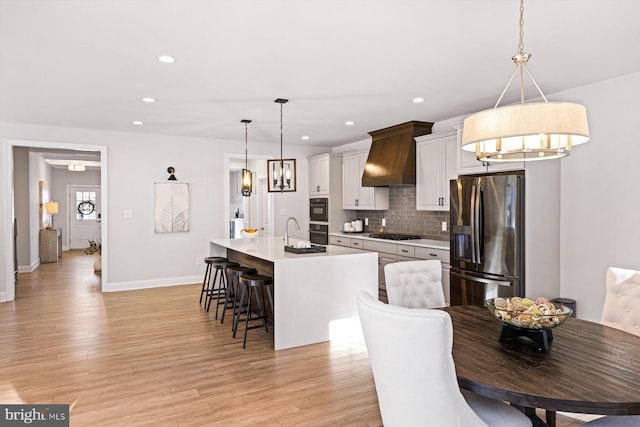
[1, 0, 639, 149]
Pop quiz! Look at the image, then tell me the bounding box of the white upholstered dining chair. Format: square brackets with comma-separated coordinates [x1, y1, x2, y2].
[600, 267, 640, 336]
[581, 267, 640, 426]
[384, 259, 445, 308]
[356, 291, 532, 427]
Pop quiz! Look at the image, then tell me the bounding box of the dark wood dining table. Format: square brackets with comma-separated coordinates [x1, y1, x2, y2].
[444, 306, 640, 426]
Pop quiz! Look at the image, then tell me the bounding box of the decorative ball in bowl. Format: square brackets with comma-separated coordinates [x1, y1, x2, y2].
[240, 228, 259, 239]
[485, 297, 572, 330]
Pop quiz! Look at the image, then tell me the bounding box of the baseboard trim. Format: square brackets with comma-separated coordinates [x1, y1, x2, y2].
[105, 275, 201, 292]
[18, 260, 39, 273]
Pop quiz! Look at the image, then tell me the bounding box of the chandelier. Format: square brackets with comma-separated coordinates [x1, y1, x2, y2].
[274, 98, 290, 191]
[461, 0, 589, 162]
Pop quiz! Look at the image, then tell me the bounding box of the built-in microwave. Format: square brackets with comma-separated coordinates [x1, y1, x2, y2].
[309, 198, 329, 222]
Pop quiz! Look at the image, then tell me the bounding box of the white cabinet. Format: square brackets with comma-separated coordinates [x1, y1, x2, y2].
[342, 150, 389, 210]
[453, 123, 525, 175]
[416, 131, 457, 211]
[308, 153, 331, 196]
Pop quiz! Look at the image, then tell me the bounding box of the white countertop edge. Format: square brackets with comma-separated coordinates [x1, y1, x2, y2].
[210, 236, 373, 261]
[328, 231, 449, 250]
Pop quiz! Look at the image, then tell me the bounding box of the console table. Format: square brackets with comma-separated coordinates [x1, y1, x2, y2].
[40, 228, 62, 263]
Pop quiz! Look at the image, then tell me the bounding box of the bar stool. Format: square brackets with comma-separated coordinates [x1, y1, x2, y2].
[221, 265, 257, 326]
[233, 274, 274, 349]
[206, 260, 239, 319]
[199, 257, 227, 305]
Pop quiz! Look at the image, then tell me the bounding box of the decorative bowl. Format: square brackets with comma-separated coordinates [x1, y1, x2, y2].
[485, 297, 572, 330]
[240, 228, 259, 239]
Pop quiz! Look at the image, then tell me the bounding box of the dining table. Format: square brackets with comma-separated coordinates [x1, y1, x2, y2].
[444, 305, 640, 427]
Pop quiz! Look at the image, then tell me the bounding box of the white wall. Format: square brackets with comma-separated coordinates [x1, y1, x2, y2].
[28, 152, 52, 264]
[13, 147, 30, 269]
[559, 72, 640, 321]
[0, 123, 323, 300]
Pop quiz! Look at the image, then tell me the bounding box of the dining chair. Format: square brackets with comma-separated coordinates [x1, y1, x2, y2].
[356, 291, 532, 427]
[384, 259, 445, 308]
[580, 268, 640, 426]
[600, 267, 640, 336]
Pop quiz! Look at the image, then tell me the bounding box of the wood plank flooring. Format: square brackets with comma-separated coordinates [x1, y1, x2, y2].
[1, 251, 587, 426]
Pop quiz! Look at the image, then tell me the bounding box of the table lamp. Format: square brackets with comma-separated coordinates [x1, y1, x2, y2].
[45, 201, 58, 229]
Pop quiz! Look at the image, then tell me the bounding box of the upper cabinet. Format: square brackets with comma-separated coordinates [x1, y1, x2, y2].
[308, 153, 331, 196]
[416, 131, 457, 211]
[342, 150, 389, 210]
[308, 153, 341, 197]
[454, 123, 525, 175]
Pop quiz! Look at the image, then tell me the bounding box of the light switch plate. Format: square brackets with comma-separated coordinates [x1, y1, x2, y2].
[442, 221, 447, 231]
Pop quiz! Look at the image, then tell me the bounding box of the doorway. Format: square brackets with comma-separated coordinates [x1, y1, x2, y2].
[69, 185, 102, 249]
[224, 154, 274, 239]
[2, 138, 108, 302]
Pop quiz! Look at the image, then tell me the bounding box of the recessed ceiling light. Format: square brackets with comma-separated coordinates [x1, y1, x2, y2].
[132, 121, 144, 126]
[413, 97, 425, 103]
[301, 136, 310, 140]
[345, 121, 355, 126]
[158, 55, 176, 63]
[142, 97, 156, 103]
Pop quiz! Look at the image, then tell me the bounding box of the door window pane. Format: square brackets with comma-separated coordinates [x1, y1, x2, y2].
[75, 191, 97, 220]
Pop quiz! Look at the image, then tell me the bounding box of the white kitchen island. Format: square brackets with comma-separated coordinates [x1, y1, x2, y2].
[210, 236, 378, 350]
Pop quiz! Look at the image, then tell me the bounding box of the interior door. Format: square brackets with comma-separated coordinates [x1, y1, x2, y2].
[69, 186, 101, 249]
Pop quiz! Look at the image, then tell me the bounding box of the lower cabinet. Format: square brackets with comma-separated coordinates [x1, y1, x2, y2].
[330, 235, 451, 304]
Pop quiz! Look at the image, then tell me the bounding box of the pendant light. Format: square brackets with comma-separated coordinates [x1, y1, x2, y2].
[274, 98, 289, 191]
[241, 119, 252, 197]
[462, 0, 589, 162]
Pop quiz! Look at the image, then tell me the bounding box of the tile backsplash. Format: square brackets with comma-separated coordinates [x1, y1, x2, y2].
[346, 185, 449, 241]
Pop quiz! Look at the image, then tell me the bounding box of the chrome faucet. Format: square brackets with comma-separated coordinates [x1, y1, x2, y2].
[284, 217, 300, 247]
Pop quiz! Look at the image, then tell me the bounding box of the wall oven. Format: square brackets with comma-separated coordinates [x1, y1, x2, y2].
[309, 197, 329, 222]
[309, 223, 329, 245]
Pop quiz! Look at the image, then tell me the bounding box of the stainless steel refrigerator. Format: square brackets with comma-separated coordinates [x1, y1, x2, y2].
[449, 172, 525, 305]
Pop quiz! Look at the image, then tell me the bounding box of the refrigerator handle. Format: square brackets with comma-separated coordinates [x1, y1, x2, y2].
[470, 184, 477, 264]
[474, 182, 482, 265]
[450, 271, 511, 287]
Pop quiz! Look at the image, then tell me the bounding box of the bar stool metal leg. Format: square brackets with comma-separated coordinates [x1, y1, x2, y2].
[199, 257, 226, 305]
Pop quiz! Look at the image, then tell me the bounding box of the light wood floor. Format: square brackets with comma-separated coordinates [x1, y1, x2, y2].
[2, 251, 587, 426]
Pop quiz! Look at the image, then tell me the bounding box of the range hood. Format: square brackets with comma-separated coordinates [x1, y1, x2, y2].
[362, 121, 433, 187]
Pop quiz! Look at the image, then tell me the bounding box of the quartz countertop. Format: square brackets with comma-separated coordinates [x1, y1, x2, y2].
[328, 231, 450, 250]
[210, 236, 372, 262]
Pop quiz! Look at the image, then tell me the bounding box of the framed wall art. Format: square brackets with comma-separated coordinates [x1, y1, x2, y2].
[154, 182, 190, 233]
[267, 159, 296, 192]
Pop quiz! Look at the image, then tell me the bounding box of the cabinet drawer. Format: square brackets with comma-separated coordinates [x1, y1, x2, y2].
[414, 247, 449, 263]
[362, 240, 396, 255]
[396, 244, 415, 258]
[329, 236, 350, 247]
[350, 238, 364, 249]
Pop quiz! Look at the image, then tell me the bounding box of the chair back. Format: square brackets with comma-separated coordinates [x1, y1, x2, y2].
[601, 267, 640, 336]
[356, 291, 488, 427]
[384, 259, 445, 308]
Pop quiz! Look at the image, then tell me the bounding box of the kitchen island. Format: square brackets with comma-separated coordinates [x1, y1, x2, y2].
[210, 236, 378, 350]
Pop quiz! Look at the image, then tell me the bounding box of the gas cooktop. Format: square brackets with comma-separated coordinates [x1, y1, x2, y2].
[369, 233, 421, 241]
